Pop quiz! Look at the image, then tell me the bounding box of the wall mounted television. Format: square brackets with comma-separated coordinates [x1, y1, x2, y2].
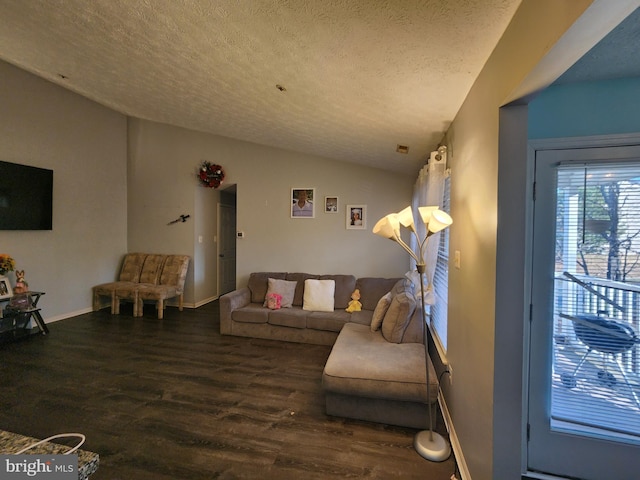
[0, 160, 53, 230]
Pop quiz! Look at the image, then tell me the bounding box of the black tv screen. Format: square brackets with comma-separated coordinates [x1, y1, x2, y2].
[0, 161, 53, 230]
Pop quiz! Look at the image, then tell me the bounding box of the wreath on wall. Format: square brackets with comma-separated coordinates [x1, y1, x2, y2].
[197, 161, 225, 188]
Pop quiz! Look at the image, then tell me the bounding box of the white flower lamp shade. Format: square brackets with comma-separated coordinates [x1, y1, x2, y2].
[372, 214, 400, 240]
[418, 206, 438, 225]
[397, 206, 416, 233]
[427, 209, 453, 234]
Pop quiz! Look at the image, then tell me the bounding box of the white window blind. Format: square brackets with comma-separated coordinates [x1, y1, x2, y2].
[431, 173, 451, 351]
[552, 162, 640, 440]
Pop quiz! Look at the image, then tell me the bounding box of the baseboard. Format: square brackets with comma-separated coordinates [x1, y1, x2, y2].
[193, 296, 218, 308]
[44, 296, 219, 324]
[439, 390, 471, 480]
[45, 307, 94, 324]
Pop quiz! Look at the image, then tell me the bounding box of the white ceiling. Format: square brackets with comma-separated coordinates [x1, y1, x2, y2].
[0, 0, 527, 175]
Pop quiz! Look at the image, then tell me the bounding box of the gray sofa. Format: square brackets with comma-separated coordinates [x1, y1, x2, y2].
[219, 271, 438, 429]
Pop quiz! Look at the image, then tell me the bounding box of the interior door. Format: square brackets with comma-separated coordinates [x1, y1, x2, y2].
[218, 203, 237, 295]
[528, 144, 640, 479]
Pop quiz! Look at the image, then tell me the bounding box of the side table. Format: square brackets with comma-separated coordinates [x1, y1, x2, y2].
[0, 291, 48, 340]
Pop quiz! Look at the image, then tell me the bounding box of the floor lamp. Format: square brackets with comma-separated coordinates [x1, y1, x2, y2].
[373, 205, 452, 462]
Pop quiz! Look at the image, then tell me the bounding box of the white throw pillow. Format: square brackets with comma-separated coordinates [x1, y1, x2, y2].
[303, 279, 335, 312]
[263, 278, 297, 308]
[370, 292, 392, 332]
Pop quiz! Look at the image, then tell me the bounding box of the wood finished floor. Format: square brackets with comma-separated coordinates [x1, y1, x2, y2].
[0, 301, 456, 479]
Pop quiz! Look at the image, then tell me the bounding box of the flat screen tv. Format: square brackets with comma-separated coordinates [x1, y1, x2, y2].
[0, 160, 53, 230]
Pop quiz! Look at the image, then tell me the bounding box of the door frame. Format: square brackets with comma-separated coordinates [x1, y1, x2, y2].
[217, 198, 237, 297]
[524, 132, 640, 479]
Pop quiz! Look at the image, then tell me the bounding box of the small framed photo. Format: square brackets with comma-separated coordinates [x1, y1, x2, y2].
[324, 196, 338, 213]
[291, 188, 315, 218]
[0, 276, 12, 300]
[346, 204, 367, 230]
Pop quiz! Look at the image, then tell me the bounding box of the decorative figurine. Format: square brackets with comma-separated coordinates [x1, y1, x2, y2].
[345, 289, 362, 313]
[13, 270, 28, 293]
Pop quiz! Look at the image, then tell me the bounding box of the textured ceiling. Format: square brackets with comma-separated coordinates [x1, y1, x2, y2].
[555, 6, 640, 85]
[0, 0, 524, 175]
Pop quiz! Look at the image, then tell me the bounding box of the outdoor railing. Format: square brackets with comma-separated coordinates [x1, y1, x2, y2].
[554, 272, 640, 375]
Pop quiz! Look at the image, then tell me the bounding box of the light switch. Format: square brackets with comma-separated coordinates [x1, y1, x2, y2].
[454, 250, 461, 269]
[198, 235, 203, 243]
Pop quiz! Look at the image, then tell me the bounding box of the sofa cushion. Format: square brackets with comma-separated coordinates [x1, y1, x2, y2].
[232, 304, 269, 324]
[263, 277, 297, 308]
[307, 310, 352, 332]
[381, 291, 416, 343]
[322, 323, 434, 403]
[286, 273, 319, 306]
[356, 277, 402, 311]
[248, 272, 287, 304]
[268, 308, 307, 329]
[303, 279, 335, 312]
[371, 291, 392, 332]
[349, 309, 374, 326]
[319, 274, 356, 309]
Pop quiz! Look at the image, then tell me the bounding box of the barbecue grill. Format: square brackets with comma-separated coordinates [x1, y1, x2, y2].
[559, 313, 640, 409]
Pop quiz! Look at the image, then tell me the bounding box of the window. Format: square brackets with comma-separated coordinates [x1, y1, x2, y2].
[413, 149, 451, 354]
[527, 142, 640, 480]
[430, 173, 451, 351]
[552, 162, 640, 439]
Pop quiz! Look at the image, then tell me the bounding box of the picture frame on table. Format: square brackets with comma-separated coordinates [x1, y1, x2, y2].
[0, 276, 12, 301]
[346, 204, 367, 230]
[291, 188, 315, 218]
[324, 196, 338, 213]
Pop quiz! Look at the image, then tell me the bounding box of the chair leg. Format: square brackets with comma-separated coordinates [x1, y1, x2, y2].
[112, 294, 119, 315]
[132, 295, 139, 317]
[157, 299, 164, 319]
[178, 294, 184, 311]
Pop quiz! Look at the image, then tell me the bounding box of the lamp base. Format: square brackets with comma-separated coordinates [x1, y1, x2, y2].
[414, 430, 451, 462]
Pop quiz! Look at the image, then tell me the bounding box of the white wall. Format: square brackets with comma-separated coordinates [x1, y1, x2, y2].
[127, 119, 414, 306]
[0, 60, 128, 320]
[442, 1, 635, 479]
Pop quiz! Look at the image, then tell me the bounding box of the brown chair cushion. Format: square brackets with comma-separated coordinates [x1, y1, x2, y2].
[139, 254, 166, 284]
[118, 253, 147, 282]
[159, 255, 190, 291]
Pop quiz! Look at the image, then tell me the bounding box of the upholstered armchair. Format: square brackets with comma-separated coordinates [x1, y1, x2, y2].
[113, 254, 166, 316]
[136, 255, 190, 319]
[92, 253, 147, 313]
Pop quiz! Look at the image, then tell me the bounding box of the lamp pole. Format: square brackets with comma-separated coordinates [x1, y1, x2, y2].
[413, 262, 451, 461]
[372, 206, 452, 461]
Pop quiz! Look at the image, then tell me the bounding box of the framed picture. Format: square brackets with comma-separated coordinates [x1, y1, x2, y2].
[0, 276, 12, 300]
[291, 188, 315, 218]
[346, 204, 367, 230]
[324, 196, 338, 213]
